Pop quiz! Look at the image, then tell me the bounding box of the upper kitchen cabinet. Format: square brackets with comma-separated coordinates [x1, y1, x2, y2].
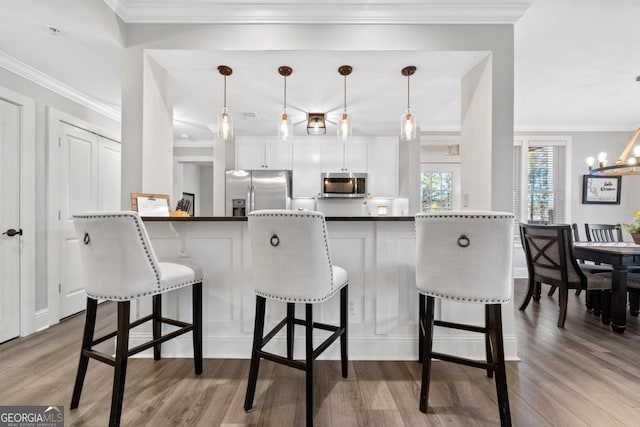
[321, 141, 367, 172]
[291, 141, 322, 197]
[367, 139, 399, 197]
[236, 137, 292, 170]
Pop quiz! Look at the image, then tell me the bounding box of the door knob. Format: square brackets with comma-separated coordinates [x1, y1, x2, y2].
[2, 228, 22, 237]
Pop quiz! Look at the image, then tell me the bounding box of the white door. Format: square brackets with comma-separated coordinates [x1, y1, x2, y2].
[59, 123, 98, 318]
[0, 99, 21, 342]
[56, 124, 121, 318]
[98, 136, 122, 211]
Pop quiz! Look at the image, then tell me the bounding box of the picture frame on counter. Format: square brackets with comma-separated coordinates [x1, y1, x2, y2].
[182, 192, 195, 216]
[582, 175, 621, 204]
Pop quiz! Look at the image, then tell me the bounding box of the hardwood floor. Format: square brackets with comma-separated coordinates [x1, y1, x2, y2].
[2, 280, 640, 426]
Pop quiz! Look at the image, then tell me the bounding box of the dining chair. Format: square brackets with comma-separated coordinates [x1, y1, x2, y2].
[70, 211, 203, 427]
[519, 223, 612, 327]
[244, 210, 348, 427]
[584, 223, 640, 313]
[416, 212, 514, 426]
[584, 223, 624, 243]
[541, 223, 610, 300]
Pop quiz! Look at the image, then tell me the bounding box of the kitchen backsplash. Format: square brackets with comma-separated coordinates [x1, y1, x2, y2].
[291, 197, 410, 216]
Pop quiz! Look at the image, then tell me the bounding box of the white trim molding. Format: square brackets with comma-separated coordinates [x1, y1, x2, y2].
[105, 0, 532, 24]
[0, 51, 120, 122]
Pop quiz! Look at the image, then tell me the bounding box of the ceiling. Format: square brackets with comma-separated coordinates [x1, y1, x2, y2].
[151, 49, 488, 139]
[0, 0, 639, 141]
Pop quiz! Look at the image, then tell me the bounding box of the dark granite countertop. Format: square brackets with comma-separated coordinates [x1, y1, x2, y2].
[142, 216, 415, 222]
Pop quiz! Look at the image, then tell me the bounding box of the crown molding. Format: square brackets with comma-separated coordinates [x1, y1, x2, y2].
[514, 125, 637, 133]
[104, 0, 531, 24]
[0, 51, 120, 122]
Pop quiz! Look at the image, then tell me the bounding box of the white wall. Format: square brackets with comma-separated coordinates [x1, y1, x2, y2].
[461, 55, 493, 210]
[121, 23, 515, 213]
[142, 53, 174, 194]
[517, 131, 640, 240]
[0, 68, 120, 312]
[199, 164, 214, 216]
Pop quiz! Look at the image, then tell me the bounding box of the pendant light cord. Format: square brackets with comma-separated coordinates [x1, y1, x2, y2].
[344, 75, 347, 111]
[407, 74, 411, 110]
[284, 75, 287, 110]
[223, 75, 227, 109]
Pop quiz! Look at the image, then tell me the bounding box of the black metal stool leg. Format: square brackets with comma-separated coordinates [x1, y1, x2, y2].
[193, 282, 203, 374]
[152, 294, 162, 360]
[110, 301, 131, 427]
[70, 297, 98, 409]
[488, 304, 511, 427]
[287, 303, 295, 359]
[485, 304, 494, 378]
[340, 285, 348, 378]
[419, 295, 435, 413]
[418, 294, 425, 363]
[305, 303, 314, 427]
[244, 296, 266, 412]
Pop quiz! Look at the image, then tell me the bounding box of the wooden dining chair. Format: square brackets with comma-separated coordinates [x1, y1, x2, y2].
[584, 223, 640, 314]
[519, 223, 612, 327]
[584, 223, 624, 243]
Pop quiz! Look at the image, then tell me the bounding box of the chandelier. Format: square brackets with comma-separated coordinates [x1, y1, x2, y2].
[586, 128, 640, 176]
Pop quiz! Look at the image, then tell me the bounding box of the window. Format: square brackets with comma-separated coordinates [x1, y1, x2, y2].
[514, 137, 569, 225]
[420, 163, 461, 213]
[421, 171, 453, 212]
[420, 138, 461, 213]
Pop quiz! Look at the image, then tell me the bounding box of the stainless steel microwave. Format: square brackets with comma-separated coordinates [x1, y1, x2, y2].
[321, 172, 367, 198]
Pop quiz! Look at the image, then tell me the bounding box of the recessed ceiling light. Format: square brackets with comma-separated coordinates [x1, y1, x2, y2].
[46, 25, 63, 36]
[181, 133, 190, 139]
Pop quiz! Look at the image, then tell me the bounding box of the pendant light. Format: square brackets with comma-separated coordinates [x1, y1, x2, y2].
[337, 65, 353, 140]
[400, 65, 417, 141]
[278, 66, 293, 139]
[216, 65, 234, 141]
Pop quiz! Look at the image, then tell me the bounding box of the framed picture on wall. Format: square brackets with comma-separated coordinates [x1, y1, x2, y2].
[582, 175, 621, 204]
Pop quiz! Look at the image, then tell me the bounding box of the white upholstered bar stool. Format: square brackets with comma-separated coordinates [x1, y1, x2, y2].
[244, 210, 348, 427]
[416, 212, 514, 427]
[70, 211, 203, 427]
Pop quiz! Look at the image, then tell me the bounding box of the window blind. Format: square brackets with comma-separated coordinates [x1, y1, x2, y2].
[513, 138, 566, 226]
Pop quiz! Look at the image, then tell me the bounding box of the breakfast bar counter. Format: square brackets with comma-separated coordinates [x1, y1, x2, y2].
[137, 217, 518, 360]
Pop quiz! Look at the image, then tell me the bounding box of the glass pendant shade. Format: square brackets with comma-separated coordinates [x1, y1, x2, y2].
[278, 108, 293, 139]
[337, 65, 353, 141]
[217, 65, 233, 141]
[278, 66, 293, 139]
[338, 111, 352, 140]
[400, 65, 417, 141]
[400, 108, 416, 141]
[217, 107, 233, 140]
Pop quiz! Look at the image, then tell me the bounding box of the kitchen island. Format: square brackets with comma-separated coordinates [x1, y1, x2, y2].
[137, 216, 518, 360]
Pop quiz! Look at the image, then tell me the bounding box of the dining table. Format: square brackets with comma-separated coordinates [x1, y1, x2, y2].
[574, 242, 640, 333]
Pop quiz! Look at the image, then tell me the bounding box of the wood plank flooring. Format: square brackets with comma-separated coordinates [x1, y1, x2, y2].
[2, 280, 640, 426]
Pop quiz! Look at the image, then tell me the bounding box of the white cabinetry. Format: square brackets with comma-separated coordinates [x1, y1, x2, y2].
[321, 141, 367, 172]
[367, 139, 398, 197]
[236, 138, 291, 170]
[292, 142, 322, 197]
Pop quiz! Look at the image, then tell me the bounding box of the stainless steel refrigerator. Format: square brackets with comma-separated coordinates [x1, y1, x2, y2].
[225, 170, 292, 216]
